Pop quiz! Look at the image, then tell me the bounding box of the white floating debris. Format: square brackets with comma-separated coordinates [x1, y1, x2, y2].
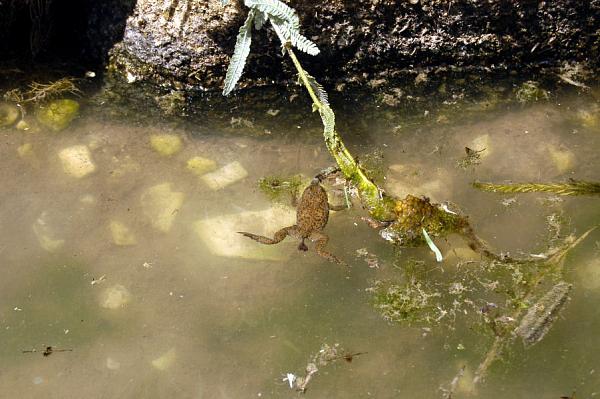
[109, 220, 137, 246]
[106, 357, 121, 370]
[200, 161, 248, 190]
[151, 348, 176, 370]
[440, 203, 457, 215]
[58, 145, 96, 178]
[85, 71, 96, 78]
[91, 275, 106, 285]
[140, 183, 185, 232]
[283, 373, 296, 389]
[422, 228, 443, 262]
[33, 376, 44, 385]
[101, 284, 131, 309]
[194, 206, 295, 260]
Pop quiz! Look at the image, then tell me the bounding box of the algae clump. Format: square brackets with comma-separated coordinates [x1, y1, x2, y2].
[515, 81, 549, 103]
[35, 98, 80, 131]
[186, 156, 217, 176]
[150, 134, 183, 156]
[0, 102, 19, 127]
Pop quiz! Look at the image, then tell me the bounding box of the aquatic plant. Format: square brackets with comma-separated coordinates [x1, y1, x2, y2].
[35, 98, 80, 132]
[257, 174, 304, 203]
[222, 0, 497, 258]
[5, 78, 78, 105]
[473, 180, 600, 196]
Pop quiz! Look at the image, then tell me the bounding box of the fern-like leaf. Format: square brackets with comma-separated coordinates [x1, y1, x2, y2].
[223, 10, 256, 96]
[244, 0, 299, 28]
[304, 72, 329, 106]
[289, 30, 319, 55]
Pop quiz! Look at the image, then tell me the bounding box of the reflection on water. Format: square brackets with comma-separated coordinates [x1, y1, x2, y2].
[0, 78, 599, 398]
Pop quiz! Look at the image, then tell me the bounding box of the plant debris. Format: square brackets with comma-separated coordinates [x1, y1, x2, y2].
[515, 281, 572, 347]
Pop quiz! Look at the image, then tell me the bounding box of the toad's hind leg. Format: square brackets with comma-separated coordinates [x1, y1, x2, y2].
[310, 232, 346, 265]
[238, 226, 297, 245]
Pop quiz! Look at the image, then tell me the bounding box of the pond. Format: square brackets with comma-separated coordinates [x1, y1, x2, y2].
[0, 73, 599, 398]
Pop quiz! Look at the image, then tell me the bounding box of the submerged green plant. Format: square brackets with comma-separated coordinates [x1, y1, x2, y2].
[473, 180, 600, 196]
[257, 174, 304, 203]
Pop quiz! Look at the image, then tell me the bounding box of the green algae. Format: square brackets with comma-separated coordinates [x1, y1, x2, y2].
[0, 102, 19, 127]
[35, 98, 80, 131]
[515, 81, 550, 103]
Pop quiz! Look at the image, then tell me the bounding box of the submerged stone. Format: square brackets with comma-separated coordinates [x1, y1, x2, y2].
[200, 161, 248, 190]
[151, 348, 176, 370]
[101, 284, 131, 309]
[58, 145, 96, 178]
[194, 206, 296, 260]
[575, 106, 600, 130]
[0, 102, 19, 127]
[468, 134, 491, 158]
[15, 120, 30, 131]
[140, 183, 184, 232]
[109, 220, 137, 246]
[150, 134, 183, 156]
[32, 211, 65, 252]
[186, 156, 217, 176]
[35, 99, 80, 131]
[17, 143, 33, 158]
[546, 144, 575, 173]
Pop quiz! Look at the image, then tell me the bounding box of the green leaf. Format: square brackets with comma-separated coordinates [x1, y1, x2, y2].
[222, 10, 256, 96]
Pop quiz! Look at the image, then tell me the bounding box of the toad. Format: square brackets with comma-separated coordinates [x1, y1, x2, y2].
[238, 177, 347, 264]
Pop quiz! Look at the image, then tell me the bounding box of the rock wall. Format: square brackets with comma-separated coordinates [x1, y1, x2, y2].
[108, 0, 599, 90]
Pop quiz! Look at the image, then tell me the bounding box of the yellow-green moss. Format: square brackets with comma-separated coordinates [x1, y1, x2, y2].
[35, 99, 80, 131]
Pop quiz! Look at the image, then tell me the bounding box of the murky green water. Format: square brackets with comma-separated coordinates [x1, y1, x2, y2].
[1, 76, 599, 398]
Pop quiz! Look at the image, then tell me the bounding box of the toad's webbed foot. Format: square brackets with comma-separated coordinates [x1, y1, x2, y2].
[310, 231, 346, 266]
[238, 226, 297, 245]
[361, 216, 393, 230]
[329, 203, 349, 211]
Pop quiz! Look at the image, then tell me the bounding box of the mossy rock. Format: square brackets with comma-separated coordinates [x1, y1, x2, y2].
[0, 102, 19, 127]
[150, 134, 183, 156]
[515, 81, 549, 103]
[36, 99, 80, 131]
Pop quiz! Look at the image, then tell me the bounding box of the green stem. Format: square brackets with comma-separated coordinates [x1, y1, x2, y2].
[284, 44, 395, 219]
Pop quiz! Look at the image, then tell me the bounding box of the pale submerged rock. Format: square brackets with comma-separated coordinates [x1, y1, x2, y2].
[0, 102, 20, 127]
[109, 221, 137, 246]
[101, 284, 131, 309]
[469, 134, 491, 158]
[17, 143, 33, 157]
[186, 156, 217, 176]
[547, 144, 575, 173]
[200, 161, 248, 190]
[58, 145, 96, 178]
[150, 134, 182, 156]
[151, 348, 176, 370]
[140, 183, 184, 232]
[194, 206, 296, 260]
[32, 211, 65, 252]
[106, 357, 121, 370]
[36, 99, 79, 132]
